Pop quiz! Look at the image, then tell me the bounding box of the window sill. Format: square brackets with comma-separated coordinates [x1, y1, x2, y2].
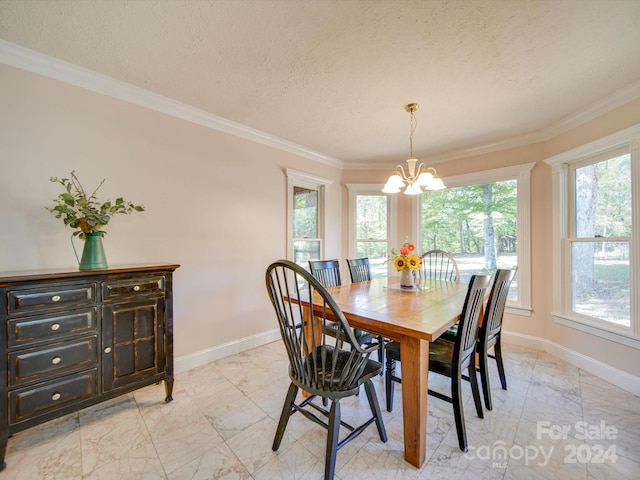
[505, 305, 532, 317]
[553, 313, 640, 350]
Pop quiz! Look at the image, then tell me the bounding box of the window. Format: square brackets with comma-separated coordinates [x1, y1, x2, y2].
[293, 187, 320, 265]
[347, 185, 397, 278]
[546, 125, 640, 347]
[419, 164, 534, 314]
[570, 152, 630, 327]
[355, 194, 388, 278]
[287, 169, 331, 268]
[421, 179, 519, 300]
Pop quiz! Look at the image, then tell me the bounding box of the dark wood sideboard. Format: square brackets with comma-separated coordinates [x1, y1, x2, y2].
[0, 263, 180, 471]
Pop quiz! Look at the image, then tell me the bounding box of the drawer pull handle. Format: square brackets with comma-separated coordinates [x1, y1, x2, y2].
[51, 323, 60, 331]
[52, 295, 61, 302]
[104, 347, 112, 354]
[133, 285, 141, 291]
[51, 392, 61, 401]
[52, 356, 62, 365]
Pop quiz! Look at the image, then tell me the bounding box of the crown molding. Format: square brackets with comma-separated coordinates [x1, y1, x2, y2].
[3, 39, 640, 172]
[345, 131, 544, 171]
[542, 79, 640, 141]
[0, 40, 344, 170]
[348, 79, 640, 171]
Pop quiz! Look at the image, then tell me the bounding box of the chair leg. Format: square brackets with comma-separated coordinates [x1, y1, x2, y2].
[364, 380, 387, 442]
[451, 373, 468, 452]
[494, 339, 507, 390]
[325, 400, 341, 480]
[469, 364, 484, 419]
[273, 383, 298, 451]
[385, 356, 396, 412]
[478, 344, 493, 411]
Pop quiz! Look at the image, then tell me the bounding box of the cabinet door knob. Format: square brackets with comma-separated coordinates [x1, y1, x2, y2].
[51, 392, 61, 401]
[104, 347, 112, 354]
[51, 323, 60, 331]
[51, 295, 61, 302]
[51, 356, 62, 365]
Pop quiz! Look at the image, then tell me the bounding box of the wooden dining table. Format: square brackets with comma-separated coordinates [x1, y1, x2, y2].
[305, 277, 471, 469]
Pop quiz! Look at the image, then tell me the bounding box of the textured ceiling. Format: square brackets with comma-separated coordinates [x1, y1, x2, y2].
[2, 0, 640, 165]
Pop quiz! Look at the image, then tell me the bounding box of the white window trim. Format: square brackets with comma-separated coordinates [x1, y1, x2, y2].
[346, 184, 397, 276]
[416, 163, 535, 317]
[545, 123, 640, 349]
[287, 169, 332, 262]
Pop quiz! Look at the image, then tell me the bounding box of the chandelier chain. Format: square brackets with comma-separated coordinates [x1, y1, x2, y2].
[409, 110, 417, 158]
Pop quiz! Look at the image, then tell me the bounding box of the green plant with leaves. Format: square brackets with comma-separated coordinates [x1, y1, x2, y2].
[46, 171, 145, 239]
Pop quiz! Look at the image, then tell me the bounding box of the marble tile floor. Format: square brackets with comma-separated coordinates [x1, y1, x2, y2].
[2, 341, 639, 479]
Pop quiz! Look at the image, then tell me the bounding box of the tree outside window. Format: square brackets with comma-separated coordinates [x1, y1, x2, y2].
[421, 180, 518, 299]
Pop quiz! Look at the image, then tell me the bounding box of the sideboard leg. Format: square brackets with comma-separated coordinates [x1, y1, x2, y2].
[164, 378, 174, 403]
[0, 436, 7, 471]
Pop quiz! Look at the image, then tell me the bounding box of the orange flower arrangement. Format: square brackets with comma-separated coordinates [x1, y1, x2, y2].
[391, 239, 421, 271]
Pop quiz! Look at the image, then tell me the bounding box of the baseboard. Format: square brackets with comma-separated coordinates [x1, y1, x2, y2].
[174, 328, 640, 397]
[502, 330, 640, 396]
[174, 328, 281, 374]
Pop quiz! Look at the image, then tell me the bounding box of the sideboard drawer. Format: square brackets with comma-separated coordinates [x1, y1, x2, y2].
[9, 337, 98, 386]
[9, 370, 98, 425]
[102, 276, 165, 301]
[7, 309, 97, 347]
[7, 284, 95, 314]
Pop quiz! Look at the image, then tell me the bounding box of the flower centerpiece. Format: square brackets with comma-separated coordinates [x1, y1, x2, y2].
[391, 239, 421, 288]
[46, 171, 145, 270]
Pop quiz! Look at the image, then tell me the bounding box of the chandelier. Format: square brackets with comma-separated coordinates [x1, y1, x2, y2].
[382, 103, 445, 194]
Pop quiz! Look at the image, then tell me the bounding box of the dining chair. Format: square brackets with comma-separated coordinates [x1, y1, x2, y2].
[346, 257, 387, 369]
[265, 260, 387, 480]
[346, 257, 372, 283]
[476, 267, 518, 410]
[309, 259, 383, 364]
[308, 259, 342, 288]
[422, 249, 460, 338]
[384, 273, 492, 452]
[420, 249, 459, 283]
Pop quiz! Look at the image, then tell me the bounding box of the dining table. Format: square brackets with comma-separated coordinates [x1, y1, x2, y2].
[304, 276, 471, 469]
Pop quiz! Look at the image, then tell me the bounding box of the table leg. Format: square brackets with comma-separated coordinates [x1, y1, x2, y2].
[399, 336, 428, 468]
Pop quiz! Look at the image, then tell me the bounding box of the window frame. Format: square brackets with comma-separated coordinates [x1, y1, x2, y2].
[287, 169, 332, 266]
[417, 163, 534, 316]
[546, 124, 640, 349]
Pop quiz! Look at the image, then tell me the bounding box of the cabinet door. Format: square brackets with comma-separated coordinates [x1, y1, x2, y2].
[101, 300, 165, 392]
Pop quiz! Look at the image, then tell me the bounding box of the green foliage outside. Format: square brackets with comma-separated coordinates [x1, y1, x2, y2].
[421, 180, 517, 256]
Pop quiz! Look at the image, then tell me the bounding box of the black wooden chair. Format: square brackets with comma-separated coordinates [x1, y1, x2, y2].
[346, 257, 372, 283]
[310, 259, 384, 364]
[476, 267, 517, 410]
[384, 273, 491, 452]
[308, 259, 342, 288]
[265, 260, 387, 480]
[420, 249, 459, 283]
